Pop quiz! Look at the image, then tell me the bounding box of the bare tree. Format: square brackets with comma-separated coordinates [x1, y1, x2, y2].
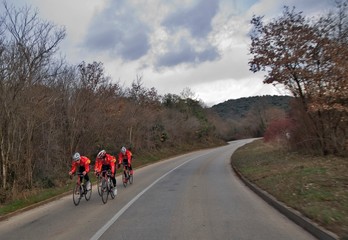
[0, 2, 65, 193]
[249, 3, 348, 155]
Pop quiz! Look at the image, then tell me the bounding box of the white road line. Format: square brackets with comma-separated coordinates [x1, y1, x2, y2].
[90, 153, 207, 240]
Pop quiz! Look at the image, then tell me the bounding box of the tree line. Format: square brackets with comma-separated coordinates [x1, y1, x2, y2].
[0, 3, 227, 203]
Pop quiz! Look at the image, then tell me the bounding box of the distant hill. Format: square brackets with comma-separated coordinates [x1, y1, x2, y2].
[211, 95, 293, 120]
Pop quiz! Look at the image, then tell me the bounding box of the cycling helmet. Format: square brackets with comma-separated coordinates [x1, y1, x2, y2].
[121, 147, 126, 154]
[72, 152, 81, 161]
[97, 150, 106, 159]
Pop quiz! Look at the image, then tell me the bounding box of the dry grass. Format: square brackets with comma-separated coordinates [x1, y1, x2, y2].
[231, 139, 348, 239]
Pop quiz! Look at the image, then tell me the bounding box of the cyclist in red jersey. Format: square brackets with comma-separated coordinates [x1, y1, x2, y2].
[118, 146, 133, 181]
[94, 150, 117, 195]
[69, 152, 91, 190]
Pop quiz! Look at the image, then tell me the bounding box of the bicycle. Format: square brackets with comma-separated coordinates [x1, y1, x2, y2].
[122, 164, 133, 188]
[100, 170, 117, 204]
[72, 172, 92, 206]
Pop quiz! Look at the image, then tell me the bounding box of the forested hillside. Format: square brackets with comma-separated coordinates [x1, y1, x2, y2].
[211, 95, 293, 121]
[206, 95, 293, 140]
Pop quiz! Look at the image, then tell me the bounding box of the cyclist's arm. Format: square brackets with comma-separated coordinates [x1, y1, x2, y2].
[94, 159, 101, 173]
[127, 151, 132, 165]
[83, 156, 91, 173]
[69, 162, 76, 175]
[118, 153, 122, 165]
[110, 158, 116, 175]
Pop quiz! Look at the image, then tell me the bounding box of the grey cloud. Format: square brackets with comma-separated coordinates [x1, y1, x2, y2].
[162, 0, 220, 38]
[156, 38, 220, 68]
[82, 0, 150, 61]
[118, 31, 150, 61]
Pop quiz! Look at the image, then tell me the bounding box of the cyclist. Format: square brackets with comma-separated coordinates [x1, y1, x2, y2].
[118, 146, 133, 182]
[69, 152, 91, 191]
[94, 150, 117, 195]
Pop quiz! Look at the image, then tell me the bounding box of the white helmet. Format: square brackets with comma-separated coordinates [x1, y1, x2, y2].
[72, 152, 81, 161]
[121, 147, 126, 154]
[97, 150, 106, 158]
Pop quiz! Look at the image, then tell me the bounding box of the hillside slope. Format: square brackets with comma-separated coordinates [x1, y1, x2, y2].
[211, 95, 293, 120]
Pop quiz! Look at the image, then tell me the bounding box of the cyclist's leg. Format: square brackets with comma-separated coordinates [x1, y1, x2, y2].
[111, 176, 116, 187]
[129, 164, 133, 175]
[122, 161, 128, 178]
[127, 166, 131, 178]
[101, 165, 109, 177]
[80, 166, 90, 190]
[84, 174, 91, 190]
[111, 175, 117, 195]
[101, 165, 108, 187]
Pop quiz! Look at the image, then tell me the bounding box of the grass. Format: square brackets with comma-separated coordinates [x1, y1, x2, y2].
[0, 185, 72, 216]
[231, 139, 348, 239]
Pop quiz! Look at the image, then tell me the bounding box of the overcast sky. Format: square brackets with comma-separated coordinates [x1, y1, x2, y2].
[10, 0, 336, 106]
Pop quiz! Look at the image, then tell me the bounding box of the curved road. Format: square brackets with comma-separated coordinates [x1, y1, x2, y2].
[0, 139, 316, 240]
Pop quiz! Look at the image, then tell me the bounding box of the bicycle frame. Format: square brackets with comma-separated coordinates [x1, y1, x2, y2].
[72, 172, 91, 206]
[122, 164, 133, 187]
[100, 170, 116, 204]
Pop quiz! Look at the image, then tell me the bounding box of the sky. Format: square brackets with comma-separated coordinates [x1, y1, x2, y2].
[9, 0, 337, 106]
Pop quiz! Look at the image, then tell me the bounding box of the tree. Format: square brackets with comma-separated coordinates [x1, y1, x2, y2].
[249, 2, 348, 155]
[0, 2, 66, 191]
[67, 61, 108, 154]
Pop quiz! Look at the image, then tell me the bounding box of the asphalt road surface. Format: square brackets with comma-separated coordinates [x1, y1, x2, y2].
[0, 139, 316, 240]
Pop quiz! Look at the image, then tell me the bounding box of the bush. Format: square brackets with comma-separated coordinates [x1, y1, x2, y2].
[263, 118, 293, 143]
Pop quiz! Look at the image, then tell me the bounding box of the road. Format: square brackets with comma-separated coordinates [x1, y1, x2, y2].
[0, 139, 316, 240]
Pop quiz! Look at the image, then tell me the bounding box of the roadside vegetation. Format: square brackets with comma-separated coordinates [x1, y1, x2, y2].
[231, 139, 348, 239]
[249, 1, 348, 156]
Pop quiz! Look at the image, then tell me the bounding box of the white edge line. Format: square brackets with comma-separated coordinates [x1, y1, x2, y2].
[90, 153, 207, 240]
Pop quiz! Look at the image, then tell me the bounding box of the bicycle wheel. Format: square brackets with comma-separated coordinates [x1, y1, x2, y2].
[73, 184, 81, 206]
[122, 173, 127, 188]
[129, 174, 133, 184]
[84, 182, 92, 201]
[101, 178, 109, 204]
[97, 175, 102, 196]
[110, 181, 115, 199]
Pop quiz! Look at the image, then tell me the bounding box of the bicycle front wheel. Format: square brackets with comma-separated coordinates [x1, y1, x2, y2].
[73, 184, 81, 206]
[101, 178, 109, 204]
[97, 175, 102, 196]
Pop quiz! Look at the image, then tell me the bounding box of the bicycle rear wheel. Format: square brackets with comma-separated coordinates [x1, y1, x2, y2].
[129, 174, 133, 184]
[122, 174, 127, 188]
[73, 184, 81, 206]
[110, 181, 116, 199]
[84, 183, 92, 201]
[101, 178, 109, 204]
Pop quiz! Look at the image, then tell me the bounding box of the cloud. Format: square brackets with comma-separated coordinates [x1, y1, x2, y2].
[11, 0, 335, 107]
[155, 37, 220, 68]
[82, 0, 150, 61]
[162, 0, 220, 39]
[81, 0, 223, 69]
[247, 0, 336, 19]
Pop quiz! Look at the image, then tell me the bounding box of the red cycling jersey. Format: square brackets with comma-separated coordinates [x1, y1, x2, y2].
[94, 153, 116, 174]
[70, 156, 91, 174]
[118, 150, 132, 165]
